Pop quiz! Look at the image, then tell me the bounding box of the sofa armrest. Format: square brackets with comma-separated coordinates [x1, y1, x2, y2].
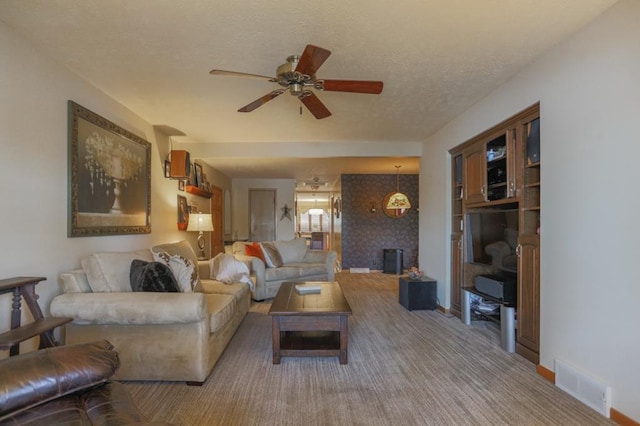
[50, 292, 208, 325]
[197, 260, 210, 280]
[232, 254, 265, 278]
[0, 340, 118, 419]
[302, 250, 337, 280]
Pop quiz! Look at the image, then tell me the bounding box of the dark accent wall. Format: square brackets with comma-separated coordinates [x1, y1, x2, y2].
[341, 174, 419, 271]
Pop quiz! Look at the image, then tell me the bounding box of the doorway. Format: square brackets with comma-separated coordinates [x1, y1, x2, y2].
[249, 189, 276, 242]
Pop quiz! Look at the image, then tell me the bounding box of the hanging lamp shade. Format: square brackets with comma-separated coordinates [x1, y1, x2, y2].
[386, 165, 411, 209]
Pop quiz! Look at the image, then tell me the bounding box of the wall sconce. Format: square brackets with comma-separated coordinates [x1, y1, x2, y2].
[370, 203, 377, 213]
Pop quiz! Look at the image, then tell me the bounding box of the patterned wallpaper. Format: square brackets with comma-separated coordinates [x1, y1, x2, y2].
[341, 174, 419, 272]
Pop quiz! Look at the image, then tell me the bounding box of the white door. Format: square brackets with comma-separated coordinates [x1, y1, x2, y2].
[249, 189, 276, 242]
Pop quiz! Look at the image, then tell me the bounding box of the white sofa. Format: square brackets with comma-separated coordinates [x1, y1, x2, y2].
[50, 241, 250, 385]
[228, 238, 337, 301]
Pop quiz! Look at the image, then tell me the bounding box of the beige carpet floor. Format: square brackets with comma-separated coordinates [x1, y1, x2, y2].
[125, 272, 612, 425]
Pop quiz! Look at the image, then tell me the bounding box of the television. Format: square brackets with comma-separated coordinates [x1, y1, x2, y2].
[465, 206, 518, 271]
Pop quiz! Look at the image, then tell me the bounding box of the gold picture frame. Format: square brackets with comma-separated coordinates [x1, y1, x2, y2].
[68, 101, 151, 237]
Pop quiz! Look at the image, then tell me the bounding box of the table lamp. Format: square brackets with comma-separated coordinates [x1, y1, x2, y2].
[186, 213, 214, 259]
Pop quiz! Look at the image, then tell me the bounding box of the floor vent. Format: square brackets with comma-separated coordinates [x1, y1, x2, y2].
[555, 359, 611, 417]
[349, 268, 370, 273]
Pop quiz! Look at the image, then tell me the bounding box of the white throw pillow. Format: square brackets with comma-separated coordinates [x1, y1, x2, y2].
[152, 250, 197, 293]
[209, 253, 254, 290]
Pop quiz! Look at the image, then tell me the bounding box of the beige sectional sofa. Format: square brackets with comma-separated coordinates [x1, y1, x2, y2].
[228, 238, 337, 301]
[50, 241, 250, 385]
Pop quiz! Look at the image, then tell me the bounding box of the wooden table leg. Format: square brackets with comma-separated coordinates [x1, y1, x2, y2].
[272, 316, 281, 364]
[339, 315, 348, 365]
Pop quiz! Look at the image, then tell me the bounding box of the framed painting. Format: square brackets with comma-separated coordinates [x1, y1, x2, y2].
[68, 101, 151, 237]
[194, 163, 203, 188]
[177, 195, 189, 230]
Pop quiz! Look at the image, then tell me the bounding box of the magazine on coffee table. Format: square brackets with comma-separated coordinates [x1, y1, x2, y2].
[295, 284, 322, 294]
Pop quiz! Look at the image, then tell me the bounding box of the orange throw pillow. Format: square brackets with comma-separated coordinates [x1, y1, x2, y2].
[244, 242, 266, 263]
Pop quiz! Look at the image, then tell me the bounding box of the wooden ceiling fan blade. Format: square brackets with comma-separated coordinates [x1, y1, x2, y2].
[299, 93, 331, 119]
[238, 90, 285, 113]
[295, 45, 331, 76]
[210, 69, 275, 81]
[321, 79, 384, 94]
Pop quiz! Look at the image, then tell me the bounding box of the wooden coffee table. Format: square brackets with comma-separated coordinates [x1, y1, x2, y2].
[268, 281, 352, 364]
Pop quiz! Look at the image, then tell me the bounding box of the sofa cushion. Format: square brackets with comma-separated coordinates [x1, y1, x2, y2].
[244, 242, 266, 263]
[231, 241, 250, 255]
[130, 259, 180, 293]
[81, 250, 153, 293]
[273, 238, 307, 263]
[287, 262, 328, 277]
[260, 242, 283, 268]
[60, 270, 93, 293]
[0, 340, 119, 419]
[265, 266, 302, 282]
[200, 279, 250, 302]
[205, 294, 236, 333]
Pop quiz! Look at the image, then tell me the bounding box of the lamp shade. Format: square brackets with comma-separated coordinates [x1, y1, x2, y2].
[386, 192, 412, 209]
[186, 213, 213, 232]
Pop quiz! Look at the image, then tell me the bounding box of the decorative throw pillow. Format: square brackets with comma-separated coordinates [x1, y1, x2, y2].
[260, 242, 283, 268]
[150, 241, 202, 290]
[209, 253, 253, 290]
[130, 259, 180, 292]
[151, 251, 197, 292]
[244, 242, 266, 264]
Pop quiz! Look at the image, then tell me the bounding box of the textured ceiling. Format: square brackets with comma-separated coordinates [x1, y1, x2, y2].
[0, 0, 618, 185]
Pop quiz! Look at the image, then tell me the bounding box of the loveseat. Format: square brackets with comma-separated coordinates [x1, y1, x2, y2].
[50, 241, 250, 385]
[227, 238, 337, 300]
[0, 340, 172, 425]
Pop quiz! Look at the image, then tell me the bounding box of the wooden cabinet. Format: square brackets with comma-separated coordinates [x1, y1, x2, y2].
[450, 233, 463, 317]
[516, 234, 540, 363]
[463, 143, 486, 204]
[485, 129, 517, 201]
[449, 103, 540, 363]
[516, 114, 541, 363]
[463, 129, 518, 206]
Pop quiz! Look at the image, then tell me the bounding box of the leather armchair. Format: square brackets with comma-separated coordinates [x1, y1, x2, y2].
[0, 340, 172, 425]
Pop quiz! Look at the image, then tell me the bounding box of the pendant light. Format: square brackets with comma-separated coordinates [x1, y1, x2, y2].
[386, 165, 411, 209]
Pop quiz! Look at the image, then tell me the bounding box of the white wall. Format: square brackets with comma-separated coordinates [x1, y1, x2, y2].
[0, 22, 196, 356]
[420, 0, 639, 420]
[231, 178, 295, 241]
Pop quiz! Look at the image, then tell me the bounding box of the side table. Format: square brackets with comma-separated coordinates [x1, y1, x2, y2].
[399, 276, 437, 311]
[0, 276, 72, 356]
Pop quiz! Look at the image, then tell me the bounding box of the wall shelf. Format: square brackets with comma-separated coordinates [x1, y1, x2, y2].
[186, 185, 212, 198]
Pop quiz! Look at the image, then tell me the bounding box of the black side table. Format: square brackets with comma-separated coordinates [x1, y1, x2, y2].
[399, 277, 437, 311]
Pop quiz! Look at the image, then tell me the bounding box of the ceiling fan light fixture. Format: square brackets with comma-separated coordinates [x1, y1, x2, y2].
[210, 44, 383, 119]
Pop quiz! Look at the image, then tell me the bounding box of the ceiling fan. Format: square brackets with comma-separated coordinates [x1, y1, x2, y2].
[209, 44, 383, 119]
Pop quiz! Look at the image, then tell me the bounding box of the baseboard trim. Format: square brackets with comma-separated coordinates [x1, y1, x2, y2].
[437, 305, 448, 314]
[536, 364, 555, 383]
[537, 365, 638, 425]
[610, 408, 640, 426]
